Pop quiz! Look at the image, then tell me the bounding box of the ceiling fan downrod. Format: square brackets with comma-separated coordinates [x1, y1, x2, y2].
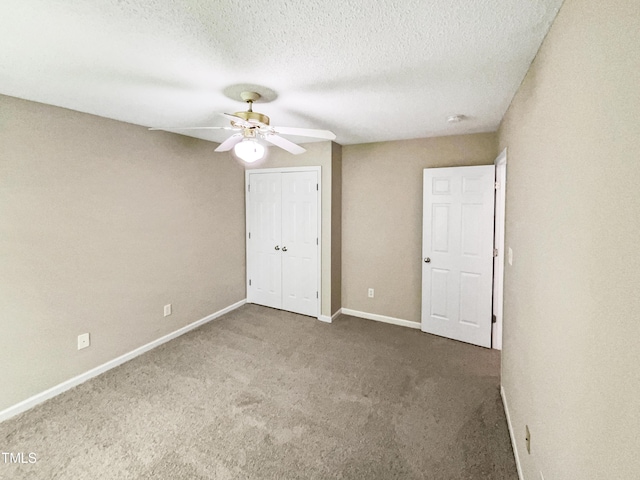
[232, 91, 270, 126]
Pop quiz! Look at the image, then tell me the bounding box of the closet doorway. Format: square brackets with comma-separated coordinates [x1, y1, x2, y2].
[246, 167, 321, 317]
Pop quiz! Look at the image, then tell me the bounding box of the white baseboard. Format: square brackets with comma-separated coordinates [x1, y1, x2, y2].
[341, 308, 420, 329]
[0, 299, 246, 423]
[317, 308, 343, 324]
[501, 385, 524, 480]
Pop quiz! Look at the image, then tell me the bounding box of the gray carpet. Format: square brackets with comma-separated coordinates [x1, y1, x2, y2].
[1, 304, 517, 479]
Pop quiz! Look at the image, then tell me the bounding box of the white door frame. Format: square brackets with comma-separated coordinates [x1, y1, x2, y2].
[245, 166, 322, 319]
[492, 149, 507, 350]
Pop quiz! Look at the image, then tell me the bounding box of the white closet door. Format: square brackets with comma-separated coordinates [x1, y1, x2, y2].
[281, 171, 318, 317]
[247, 173, 282, 309]
[421, 165, 495, 348]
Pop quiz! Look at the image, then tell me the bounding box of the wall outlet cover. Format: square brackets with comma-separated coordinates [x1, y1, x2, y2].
[77, 333, 90, 350]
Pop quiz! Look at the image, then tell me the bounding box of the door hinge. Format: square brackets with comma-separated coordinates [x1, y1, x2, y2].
[249, 279, 252, 286]
[493, 248, 498, 257]
[316, 183, 319, 191]
[492, 314, 497, 324]
[316, 291, 319, 299]
[248, 184, 250, 192]
[249, 232, 251, 239]
[495, 182, 500, 190]
[316, 237, 318, 245]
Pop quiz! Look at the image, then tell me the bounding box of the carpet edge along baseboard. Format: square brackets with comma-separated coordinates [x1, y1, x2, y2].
[0, 299, 247, 423]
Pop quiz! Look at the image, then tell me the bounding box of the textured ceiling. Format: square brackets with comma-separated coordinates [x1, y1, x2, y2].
[0, 0, 564, 146]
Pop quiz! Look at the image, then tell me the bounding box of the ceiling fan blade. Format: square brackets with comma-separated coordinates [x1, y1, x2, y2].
[149, 126, 237, 131]
[214, 133, 244, 152]
[264, 134, 306, 155]
[270, 126, 336, 140]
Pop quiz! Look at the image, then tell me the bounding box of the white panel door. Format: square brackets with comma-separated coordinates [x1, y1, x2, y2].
[247, 173, 282, 309]
[281, 171, 318, 316]
[421, 165, 495, 348]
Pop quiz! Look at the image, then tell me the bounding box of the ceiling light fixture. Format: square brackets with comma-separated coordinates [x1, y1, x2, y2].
[447, 114, 466, 123]
[234, 138, 265, 163]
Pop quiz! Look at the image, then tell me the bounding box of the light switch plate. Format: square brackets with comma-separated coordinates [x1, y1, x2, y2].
[164, 304, 172, 316]
[508, 247, 513, 266]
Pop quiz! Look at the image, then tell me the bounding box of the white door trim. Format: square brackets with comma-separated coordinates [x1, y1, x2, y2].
[245, 166, 322, 319]
[492, 149, 507, 350]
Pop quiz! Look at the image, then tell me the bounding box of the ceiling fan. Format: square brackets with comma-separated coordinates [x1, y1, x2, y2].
[149, 91, 336, 162]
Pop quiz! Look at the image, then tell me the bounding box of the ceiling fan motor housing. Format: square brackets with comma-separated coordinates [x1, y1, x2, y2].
[232, 110, 270, 126]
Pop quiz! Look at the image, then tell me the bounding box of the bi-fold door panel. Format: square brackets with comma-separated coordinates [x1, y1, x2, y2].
[281, 171, 318, 317]
[247, 173, 282, 309]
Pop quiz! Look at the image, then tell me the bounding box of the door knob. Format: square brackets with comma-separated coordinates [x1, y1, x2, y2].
[424, 257, 431, 263]
[282, 246, 288, 252]
[275, 245, 280, 251]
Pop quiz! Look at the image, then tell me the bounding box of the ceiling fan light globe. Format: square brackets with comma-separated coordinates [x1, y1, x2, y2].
[234, 139, 265, 163]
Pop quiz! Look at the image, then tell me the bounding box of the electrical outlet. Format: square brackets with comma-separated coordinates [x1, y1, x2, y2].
[164, 304, 172, 317]
[368, 288, 374, 298]
[508, 247, 513, 266]
[77, 333, 90, 350]
[525, 425, 531, 454]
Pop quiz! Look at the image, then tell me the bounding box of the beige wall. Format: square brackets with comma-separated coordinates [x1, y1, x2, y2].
[245, 141, 342, 317]
[0, 95, 246, 412]
[341, 133, 497, 323]
[330, 142, 342, 315]
[498, 0, 640, 478]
